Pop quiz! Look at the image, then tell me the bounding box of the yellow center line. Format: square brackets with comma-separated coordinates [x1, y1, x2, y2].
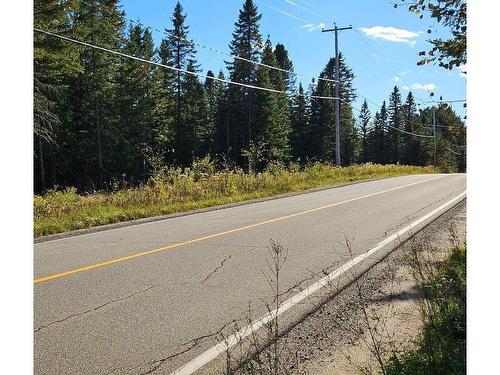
[34, 176, 444, 285]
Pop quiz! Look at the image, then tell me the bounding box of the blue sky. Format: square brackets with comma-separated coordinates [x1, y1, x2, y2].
[120, 0, 466, 118]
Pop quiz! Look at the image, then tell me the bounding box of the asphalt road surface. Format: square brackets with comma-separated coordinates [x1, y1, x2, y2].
[34, 173, 466, 375]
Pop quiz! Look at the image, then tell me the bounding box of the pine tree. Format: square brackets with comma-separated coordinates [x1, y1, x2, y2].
[309, 60, 335, 161]
[34, 0, 81, 192]
[308, 54, 357, 164]
[387, 86, 403, 164]
[273, 43, 296, 93]
[337, 54, 358, 165]
[368, 101, 389, 164]
[204, 71, 224, 156]
[290, 83, 310, 162]
[257, 38, 291, 164]
[226, 0, 263, 164]
[402, 91, 422, 165]
[213, 71, 231, 157]
[358, 100, 371, 163]
[151, 35, 176, 162]
[183, 60, 208, 162]
[167, 1, 197, 166]
[67, 0, 126, 189]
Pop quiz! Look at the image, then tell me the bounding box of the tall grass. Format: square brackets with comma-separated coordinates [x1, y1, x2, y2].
[385, 244, 466, 374]
[34, 160, 435, 237]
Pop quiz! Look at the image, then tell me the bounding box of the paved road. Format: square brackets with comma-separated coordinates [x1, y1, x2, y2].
[34, 174, 466, 375]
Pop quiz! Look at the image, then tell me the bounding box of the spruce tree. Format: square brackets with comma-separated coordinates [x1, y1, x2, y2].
[254, 37, 291, 165]
[152, 35, 176, 162]
[368, 102, 389, 164]
[402, 91, 422, 165]
[167, 1, 197, 166]
[274, 43, 296, 93]
[68, 0, 126, 189]
[309, 59, 335, 161]
[337, 54, 358, 165]
[204, 71, 224, 157]
[34, 0, 81, 191]
[358, 100, 371, 163]
[308, 54, 357, 164]
[183, 60, 208, 162]
[226, 0, 263, 164]
[290, 83, 310, 162]
[387, 86, 403, 164]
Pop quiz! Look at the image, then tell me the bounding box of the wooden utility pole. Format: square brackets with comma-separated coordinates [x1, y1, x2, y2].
[322, 23, 352, 167]
[433, 108, 437, 167]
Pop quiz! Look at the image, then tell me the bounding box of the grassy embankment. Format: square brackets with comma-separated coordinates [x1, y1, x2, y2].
[34, 162, 435, 237]
[386, 244, 466, 375]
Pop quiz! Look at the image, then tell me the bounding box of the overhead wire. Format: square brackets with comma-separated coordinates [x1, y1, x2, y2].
[34, 28, 340, 101]
[347, 100, 434, 139]
[265, 1, 442, 139]
[281, 0, 438, 105]
[78, 0, 339, 84]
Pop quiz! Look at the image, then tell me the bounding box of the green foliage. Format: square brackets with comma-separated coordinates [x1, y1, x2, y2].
[386, 245, 466, 375]
[34, 162, 435, 237]
[396, 0, 467, 70]
[33, 0, 465, 195]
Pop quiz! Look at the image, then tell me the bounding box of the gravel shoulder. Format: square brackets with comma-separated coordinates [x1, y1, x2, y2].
[241, 200, 466, 375]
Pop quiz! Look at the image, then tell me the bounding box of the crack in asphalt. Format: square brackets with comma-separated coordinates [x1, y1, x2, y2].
[138, 319, 238, 375]
[201, 254, 234, 284]
[34, 285, 160, 333]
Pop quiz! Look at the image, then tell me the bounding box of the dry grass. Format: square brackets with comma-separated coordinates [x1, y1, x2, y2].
[34, 161, 435, 237]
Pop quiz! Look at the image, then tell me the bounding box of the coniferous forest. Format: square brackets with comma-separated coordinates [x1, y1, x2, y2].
[34, 0, 467, 194]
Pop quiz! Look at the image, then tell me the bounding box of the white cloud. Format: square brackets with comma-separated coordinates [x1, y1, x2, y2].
[302, 22, 325, 32]
[359, 26, 423, 46]
[403, 82, 437, 92]
[393, 70, 411, 83]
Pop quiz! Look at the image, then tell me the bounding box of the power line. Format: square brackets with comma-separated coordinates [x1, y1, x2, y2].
[256, 0, 311, 24]
[422, 99, 467, 104]
[78, 0, 339, 84]
[34, 28, 339, 101]
[349, 100, 435, 139]
[281, 0, 436, 105]
[284, 1, 439, 141]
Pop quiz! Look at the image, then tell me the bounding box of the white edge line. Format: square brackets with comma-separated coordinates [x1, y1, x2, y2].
[170, 190, 466, 375]
[36, 174, 450, 245]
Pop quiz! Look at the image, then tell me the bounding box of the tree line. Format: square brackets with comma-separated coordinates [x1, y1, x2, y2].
[34, 0, 466, 193]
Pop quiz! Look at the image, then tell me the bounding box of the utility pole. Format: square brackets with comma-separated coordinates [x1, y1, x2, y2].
[322, 23, 352, 167]
[433, 108, 437, 167]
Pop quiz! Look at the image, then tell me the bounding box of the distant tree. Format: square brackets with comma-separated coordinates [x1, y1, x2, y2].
[183, 60, 209, 162]
[358, 100, 371, 163]
[368, 101, 389, 164]
[226, 0, 263, 165]
[116, 24, 157, 181]
[308, 60, 335, 161]
[308, 55, 358, 164]
[402, 91, 423, 165]
[67, 0, 126, 189]
[34, 0, 82, 191]
[254, 37, 291, 165]
[419, 104, 466, 171]
[151, 34, 176, 162]
[387, 86, 403, 163]
[167, 1, 197, 165]
[273, 43, 296, 93]
[204, 70, 224, 157]
[337, 54, 358, 165]
[290, 83, 310, 162]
